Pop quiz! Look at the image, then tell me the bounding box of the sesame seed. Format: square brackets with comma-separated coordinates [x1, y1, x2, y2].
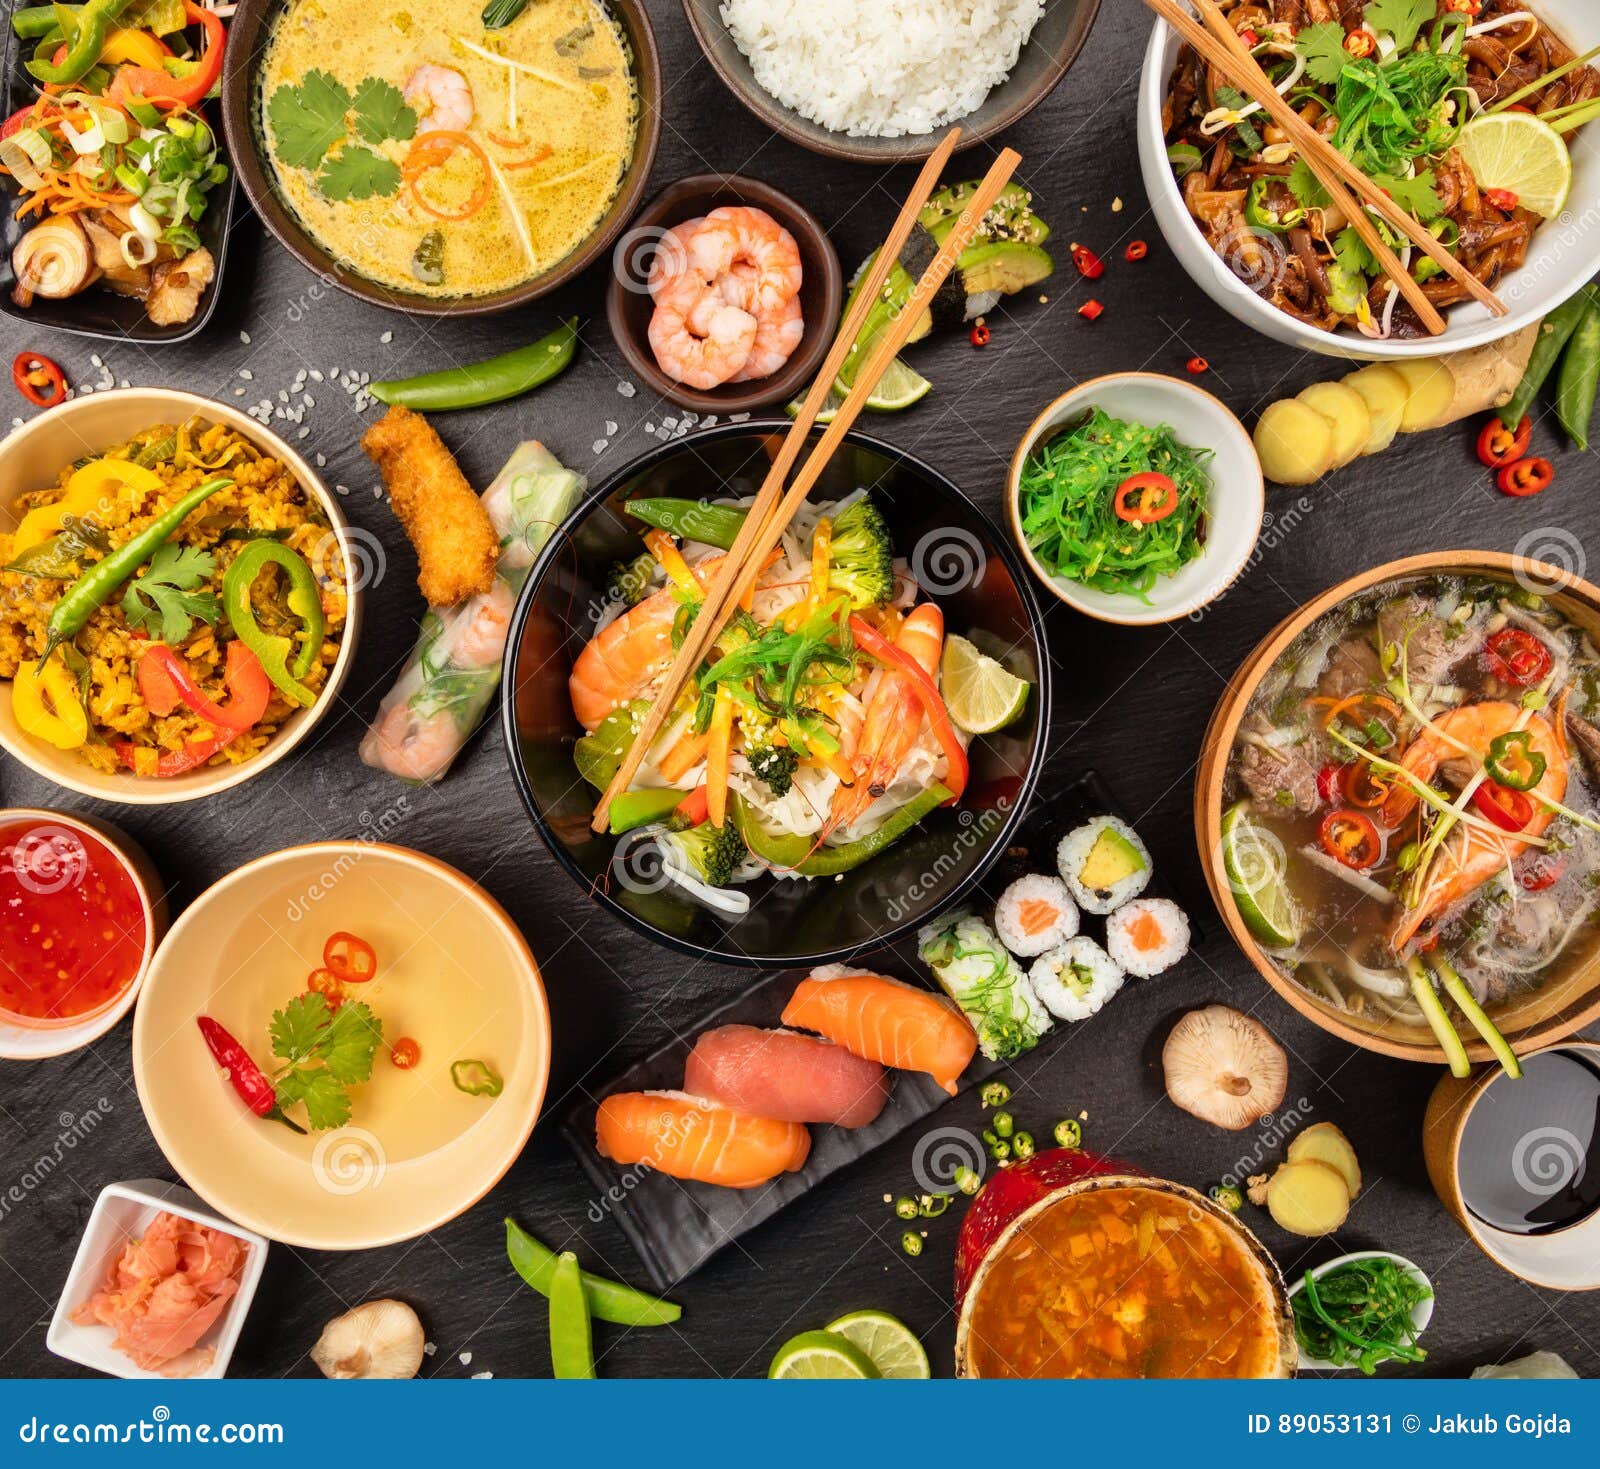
[603, 420, 617, 435]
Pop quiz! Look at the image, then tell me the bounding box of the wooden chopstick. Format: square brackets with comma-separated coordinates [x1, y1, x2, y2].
[1188, 0, 1505, 319]
[590, 128, 966, 833]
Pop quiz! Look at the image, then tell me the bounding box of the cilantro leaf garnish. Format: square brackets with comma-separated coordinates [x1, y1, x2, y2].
[269, 992, 383, 1132]
[1296, 21, 1350, 86]
[1332, 225, 1376, 280]
[1286, 158, 1332, 212]
[267, 69, 351, 169]
[317, 145, 402, 202]
[1375, 170, 1444, 220]
[351, 77, 417, 146]
[120, 541, 220, 643]
[276, 1068, 353, 1132]
[1364, 0, 1435, 53]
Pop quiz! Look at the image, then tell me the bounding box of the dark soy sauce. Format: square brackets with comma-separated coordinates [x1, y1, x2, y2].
[1459, 1050, 1600, 1236]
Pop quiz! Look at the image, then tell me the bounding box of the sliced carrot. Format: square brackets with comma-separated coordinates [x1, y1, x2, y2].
[403, 131, 491, 221]
[644, 529, 697, 592]
[705, 688, 734, 829]
[658, 727, 711, 784]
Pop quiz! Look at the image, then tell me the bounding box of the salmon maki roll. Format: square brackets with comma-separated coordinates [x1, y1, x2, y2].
[595, 1090, 811, 1189]
[685, 1025, 890, 1129]
[781, 967, 978, 1096]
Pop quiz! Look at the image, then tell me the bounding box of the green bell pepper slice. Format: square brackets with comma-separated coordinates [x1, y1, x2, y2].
[731, 783, 952, 878]
[26, 0, 131, 84]
[221, 540, 326, 708]
[607, 787, 688, 834]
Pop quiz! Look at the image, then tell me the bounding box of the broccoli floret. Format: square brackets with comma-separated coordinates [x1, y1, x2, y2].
[827, 496, 895, 607]
[608, 552, 657, 606]
[660, 821, 746, 888]
[747, 742, 799, 797]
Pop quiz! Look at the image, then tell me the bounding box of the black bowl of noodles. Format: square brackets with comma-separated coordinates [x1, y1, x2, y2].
[501, 423, 1051, 966]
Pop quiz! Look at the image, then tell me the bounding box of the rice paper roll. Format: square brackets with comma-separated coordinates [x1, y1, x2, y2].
[917, 913, 1052, 1062]
[360, 442, 585, 783]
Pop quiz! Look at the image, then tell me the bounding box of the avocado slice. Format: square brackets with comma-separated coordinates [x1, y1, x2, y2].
[958, 242, 1054, 299]
[1077, 827, 1148, 892]
[923, 181, 1051, 248]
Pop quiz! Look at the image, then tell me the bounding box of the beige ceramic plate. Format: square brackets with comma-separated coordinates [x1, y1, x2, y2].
[133, 843, 550, 1250]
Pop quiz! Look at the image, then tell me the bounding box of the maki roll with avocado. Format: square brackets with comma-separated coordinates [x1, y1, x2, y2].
[1057, 816, 1151, 915]
[917, 913, 1052, 1063]
[1028, 938, 1125, 1023]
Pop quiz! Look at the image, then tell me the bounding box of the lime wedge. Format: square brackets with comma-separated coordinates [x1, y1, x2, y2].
[1458, 112, 1572, 218]
[787, 358, 930, 421]
[824, 1310, 930, 1379]
[1220, 799, 1301, 950]
[768, 1329, 882, 1379]
[942, 634, 1031, 734]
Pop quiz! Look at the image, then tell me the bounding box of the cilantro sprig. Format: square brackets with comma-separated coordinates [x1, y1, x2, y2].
[1364, 0, 1435, 53]
[266, 70, 415, 203]
[121, 541, 221, 642]
[269, 991, 383, 1131]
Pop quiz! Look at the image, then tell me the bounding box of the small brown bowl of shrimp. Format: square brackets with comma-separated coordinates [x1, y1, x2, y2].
[605, 173, 843, 414]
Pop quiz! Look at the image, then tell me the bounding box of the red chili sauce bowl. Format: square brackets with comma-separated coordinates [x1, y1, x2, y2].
[0, 811, 163, 1057]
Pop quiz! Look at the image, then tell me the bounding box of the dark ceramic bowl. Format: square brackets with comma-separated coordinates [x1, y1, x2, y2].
[606, 173, 843, 413]
[220, 0, 661, 316]
[502, 423, 1051, 967]
[679, 0, 1102, 163]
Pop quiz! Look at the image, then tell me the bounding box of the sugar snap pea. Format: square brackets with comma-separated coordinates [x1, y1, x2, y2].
[369, 318, 578, 411]
[1556, 285, 1600, 451]
[1500, 293, 1590, 429]
[548, 1252, 595, 1379]
[504, 1219, 680, 1326]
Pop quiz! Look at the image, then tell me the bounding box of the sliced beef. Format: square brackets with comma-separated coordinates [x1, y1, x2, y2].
[1236, 717, 1320, 813]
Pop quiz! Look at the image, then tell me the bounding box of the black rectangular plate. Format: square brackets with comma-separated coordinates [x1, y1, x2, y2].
[560, 767, 1198, 1291]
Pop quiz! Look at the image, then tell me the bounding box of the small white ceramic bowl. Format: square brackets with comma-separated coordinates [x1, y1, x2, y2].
[1137, 0, 1600, 361]
[0, 389, 363, 804]
[1287, 1250, 1435, 1373]
[0, 808, 165, 1061]
[48, 1179, 267, 1380]
[1006, 372, 1263, 626]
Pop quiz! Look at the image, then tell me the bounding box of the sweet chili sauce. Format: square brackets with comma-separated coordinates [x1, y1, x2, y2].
[0, 820, 146, 1021]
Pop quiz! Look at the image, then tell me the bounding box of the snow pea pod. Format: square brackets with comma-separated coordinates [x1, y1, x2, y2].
[39, 476, 231, 665]
[548, 1253, 595, 1380]
[369, 318, 578, 411]
[1556, 286, 1600, 451]
[504, 1219, 680, 1326]
[1500, 293, 1589, 429]
[624, 497, 747, 550]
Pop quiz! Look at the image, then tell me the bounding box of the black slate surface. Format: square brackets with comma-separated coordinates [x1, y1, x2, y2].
[2, 0, 1598, 1380]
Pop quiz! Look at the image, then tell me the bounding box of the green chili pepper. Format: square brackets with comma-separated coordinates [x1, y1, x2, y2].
[893, 1195, 919, 1221]
[548, 1252, 595, 1379]
[990, 1140, 1011, 1162]
[1053, 1118, 1082, 1148]
[1011, 1131, 1035, 1159]
[1556, 286, 1600, 451]
[25, 0, 130, 84]
[954, 1166, 981, 1196]
[1210, 1183, 1245, 1213]
[221, 540, 326, 707]
[991, 1111, 1014, 1139]
[1243, 177, 1306, 234]
[1396, 840, 1422, 873]
[450, 1058, 504, 1097]
[1501, 293, 1591, 428]
[624, 498, 749, 551]
[900, 1231, 923, 1258]
[369, 318, 578, 411]
[1485, 730, 1547, 791]
[40, 476, 231, 666]
[919, 1193, 950, 1219]
[505, 1220, 680, 1326]
[1167, 142, 1203, 179]
[730, 784, 952, 878]
[979, 1080, 1011, 1108]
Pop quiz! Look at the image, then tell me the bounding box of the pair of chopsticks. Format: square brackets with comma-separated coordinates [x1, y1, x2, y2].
[591, 128, 1021, 833]
[1146, 0, 1508, 334]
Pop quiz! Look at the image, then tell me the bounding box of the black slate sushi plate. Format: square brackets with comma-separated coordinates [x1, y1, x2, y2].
[561, 768, 1199, 1291]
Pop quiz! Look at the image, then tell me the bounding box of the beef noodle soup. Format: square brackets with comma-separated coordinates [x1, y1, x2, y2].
[1223, 574, 1600, 1043]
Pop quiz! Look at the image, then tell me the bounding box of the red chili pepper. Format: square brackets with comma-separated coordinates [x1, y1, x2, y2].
[1315, 763, 1348, 805]
[323, 930, 378, 984]
[107, 0, 226, 110]
[196, 1015, 306, 1133]
[1078, 299, 1104, 321]
[1476, 413, 1532, 469]
[12, 352, 67, 408]
[391, 1037, 421, 1069]
[135, 641, 271, 735]
[1444, 0, 1482, 16]
[1485, 187, 1520, 212]
[306, 967, 347, 1010]
[1070, 244, 1104, 280]
[114, 735, 227, 777]
[674, 784, 710, 826]
[1186, 356, 1209, 374]
[1113, 472, 1179, 524]
[0, 106, 32, 139]
[1519, 855, 1565, 892]
[1485, 627, 1553, 687]
[1124, 240, 1148, 262]
[1497, 456, 1554, 496]
[969, 321, 991, 348]
[1239, 26, 1260, 45]
[1473, 781, 1533, 833]
[849, 614, 968, 803]
[1344, 29, 1376, 58]
[1319, 809, 1381, 869]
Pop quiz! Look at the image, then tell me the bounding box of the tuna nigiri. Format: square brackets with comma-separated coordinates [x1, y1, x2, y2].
[685, 1025, 890, 1129]
[595, 1090, 811, 1189]
[781, 967, 978, 1096]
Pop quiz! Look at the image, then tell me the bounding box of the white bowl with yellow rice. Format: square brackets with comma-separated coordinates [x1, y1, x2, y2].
[0, 390, 362, 804]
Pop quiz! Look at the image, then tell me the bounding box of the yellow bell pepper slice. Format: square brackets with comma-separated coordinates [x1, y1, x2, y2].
[99, 29, 172, 69]
[11, 650, 89, 750]
[10, 457, 161, 555]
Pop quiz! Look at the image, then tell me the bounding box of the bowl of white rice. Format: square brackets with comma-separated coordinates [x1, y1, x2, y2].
[682, 0, 1102, 162]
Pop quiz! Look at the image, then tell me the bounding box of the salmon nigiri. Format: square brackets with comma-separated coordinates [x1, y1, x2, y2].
[595, 1090, 811, 1189]
[685, 1025, 889, 1129]
[781, 968, 978, 1096]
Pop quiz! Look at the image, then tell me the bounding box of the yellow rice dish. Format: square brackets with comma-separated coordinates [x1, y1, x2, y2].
[0, 420, 348, 778]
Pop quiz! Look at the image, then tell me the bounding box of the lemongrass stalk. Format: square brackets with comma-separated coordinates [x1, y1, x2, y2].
[1405, 957, 1471, 1078]
[1430, 954, 1522, 1079]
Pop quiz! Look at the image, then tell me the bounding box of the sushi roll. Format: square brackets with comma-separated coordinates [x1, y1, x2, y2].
[917, 913, 1052, 1062]
[1105, 898, 1191, 977]
[1028, 938, 1125, 1022]
[993, 874, 1080, 957]
[1057, 816, 1152, 914]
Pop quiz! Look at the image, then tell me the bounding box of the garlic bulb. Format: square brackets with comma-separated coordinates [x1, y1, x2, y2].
[310, 1299, 426, 1380]
[11, 218, 94, 305]
[1162, 1004, 1288, 1131]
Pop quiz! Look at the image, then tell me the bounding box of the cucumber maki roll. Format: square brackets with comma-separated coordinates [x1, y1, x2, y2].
[993, 874, 1079, 958]
[1028, 938, 1125, 1023]
[1057, 816, 1151, 914]
[917, 913, 1052, 1062]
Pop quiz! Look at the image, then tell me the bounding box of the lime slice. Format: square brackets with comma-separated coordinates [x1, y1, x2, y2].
[1220, 799, 1301, 950]
[824, 1310, 930, 1379]
[1457, 112, 1572, 218]
[787, 358, 930, 421]
[768, 1329, 882, 1379]
[942, 634, 1031, 734]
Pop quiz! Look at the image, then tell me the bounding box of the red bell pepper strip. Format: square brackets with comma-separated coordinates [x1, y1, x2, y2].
[848, 614, 968, 804]
[107, 0, 225, 109]
[135, 640, 271, 734]
[13, 352, 67, 408]
[114, 733, 225, 776]
[196, 1015, 306, 1134]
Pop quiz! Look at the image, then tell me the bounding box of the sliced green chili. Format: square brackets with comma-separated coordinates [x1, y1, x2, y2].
[451, 1059, 504, 1097]
[1485, 730, 1546, 791]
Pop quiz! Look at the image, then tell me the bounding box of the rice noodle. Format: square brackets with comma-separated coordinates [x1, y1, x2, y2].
[1299, 844, 1397, 905]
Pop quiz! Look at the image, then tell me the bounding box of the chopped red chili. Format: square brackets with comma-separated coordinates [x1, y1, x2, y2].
[1124, 240, 1148, 261]
[970, 321, 991, 348]
[1315, 763, 1347, 805]
[1443, 0, 1482, 13]
[1070, 244, 1104, 280]
[1344, 29, 1376, 58]
[1113, 472, 1179, 524]
[1319, 809, 1381, 869]
[1473, 781, 1533, 833]
[12, 352, 67, 408]
[323, 930, 378, 984]
[391, 1037, 421, 1069]
[1485, 187, 1520, 213]
[1497, 456, 1554, 496]
[1518, 855, 1565, 892]
[1186, 355, 1209, 374]
[1476, 413, 1532, 468]
[1078, 299, 1105, 321]
[1239, 26, 1260, 45]
[306, 968, 347, 1011]
[1484, 627, 1552, 688]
